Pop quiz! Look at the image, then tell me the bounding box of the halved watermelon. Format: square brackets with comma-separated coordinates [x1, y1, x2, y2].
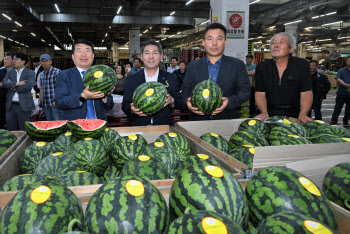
[25, 121, 68, 142]
[68, 119, 107, 139]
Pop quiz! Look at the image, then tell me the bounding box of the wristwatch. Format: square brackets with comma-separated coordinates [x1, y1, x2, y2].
[79, 95, 86, 102]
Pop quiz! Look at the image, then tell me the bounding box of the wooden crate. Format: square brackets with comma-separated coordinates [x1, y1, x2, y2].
[0, 131, 25, 166]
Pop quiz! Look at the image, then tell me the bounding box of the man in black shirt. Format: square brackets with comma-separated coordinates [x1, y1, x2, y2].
[255, 32, 312, 123]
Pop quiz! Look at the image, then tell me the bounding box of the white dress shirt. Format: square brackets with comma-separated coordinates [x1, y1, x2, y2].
[167, 66, 179, 73]
[12, 67, 25, 102]
[34, 65, 41, 77]
[144, 68, 159, 82]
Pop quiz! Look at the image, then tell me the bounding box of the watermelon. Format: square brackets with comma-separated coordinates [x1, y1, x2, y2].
[190, 78, 223, 115]
[62, 171, 103, 187]
[245, 166, 338, 229]
[140, 142, 180, 178]
[120, 155, 170, 180]
[165, 208, 245, 234]
[68, 119, 106, 139]
[132, 82, 168, 115]
[83, 175, 169, 233]
[169, 163, 249, 228]
[25, 120, 68, 142]
[238, 119, 269, 138]
[0, 179, 83, 234]
[0, 174, 38, 191]
[270, 135, 312, 146]
[0, 129, 17, 156]
[19, 141, 54, 174]
[229, 130, 269, 148]
[71, 138, 109, 177]
[156, 132, 191, 159]
[34, 152, 82, 181]
[99, 128, 119, 155]
[268, 123, 308, 142]
[256, 212, 337, 234]
[313, 125, 350, 138]
[110, 134, 147, 168]
[322, 162, 350, 211]
[199, 132, 230, 153]
[83, 64, 117, 94]
[178, 153, 221, 173]
[302, 120, 330, 136]
[53, 131, 78, 153]
[312, 135, 350, 144]
[229, 145, 255, 168]
[101, 164, 120, 183]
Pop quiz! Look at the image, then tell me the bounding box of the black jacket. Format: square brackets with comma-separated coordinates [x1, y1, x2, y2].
[311, 72, 331, 99]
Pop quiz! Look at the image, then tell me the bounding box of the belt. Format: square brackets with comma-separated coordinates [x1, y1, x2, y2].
[12, 101, 20, 104]
[268, 105, 300, 118]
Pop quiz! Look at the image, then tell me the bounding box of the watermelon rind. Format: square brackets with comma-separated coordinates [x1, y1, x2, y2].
[25, 120, 68, 142]
[0, 174, 38, 192]
[68, 119, 106, 139]
[83, 64, 117, 94]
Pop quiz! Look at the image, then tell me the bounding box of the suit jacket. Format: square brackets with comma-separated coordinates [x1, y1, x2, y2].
[2, 68, 35, 112]
[0, 68, 9, 97]
[182, 55, 251, 120]
[55, 67, 114, 121]
[122, 69, 183, 126]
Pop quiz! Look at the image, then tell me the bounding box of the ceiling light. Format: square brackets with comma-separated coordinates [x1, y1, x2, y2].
[2, 13, 11, 21]
[126, 42, 129, 44]
[322, 21, 343, 27]
[12, 30, 17, 32]
[102, 40, 104, 43]
[156, 40, 160, 42]
[31, 33, 36, 37]
[8, 38, 13, 41]
[269, 26, 276, 29]
[109, 26, 111, 29]
[248, 38, 254, 40]
[139, 34, 142, 36]
[169, 35, 174, 38]
[284, 20, 302, 25]
[200, 20, 210, 25]
[48, 44, 51, 46]
[105, 33, 108, 37]
[149, 27, 152, 29]
[69, 33, 72, 37]
[25, 45, 29, 47]
[54, 4, 60, 13]
[318, 39, 332, 42]
[311, 16, 320, 19]
[250, 0, 260, 5]
[143, 30, 148, 33]
[41, 39, 45, 42]
[185, 0, 194, 5]
[326, 12, 336, 16]
[305, 27, 313, 29]
[0, 35, 5, 38]
[14, 21, 22, 27]
[161, 38, 166, 41]
[117, 6, 122, 15]
[170, 11, 175, 16]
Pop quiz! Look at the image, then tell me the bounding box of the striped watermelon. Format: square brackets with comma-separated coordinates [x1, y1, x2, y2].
[140, 142, 180, 178]
[179, 153, 221, 173]
[83, 64, 117, 94]
[256, 212, 337, 234]
[229, 145, 255, 168]
[229, 130, 269, 148]
[165, 208, 245, 234]
[190, 78, 223, 115]
[268, 123, 308, 143]
[322, 162, 350, 211]
[68, 119, 106, 140]
[156, 132, 191, 159]
[62, 171, 103, 187]
[0, 129, 17, 156]
[19, 141, 54, 174]
[0, 174, 38, 191]
[120, 155, 170, 180]
[101, 164, 120, 183]
[0, 179, 83, 234]
[83, 175, 169, 233]
[270, 135, 312, 146]
[110, 134, 147, 168]
[312, 135, 350, 144]
[238, 119, 269, 138]
[25, 120, 68, 142]
[199, 132, 230, 153]
[53, 132, 78, 153]
[245, 166, 338, 229]
[313, 125, 350, 138]
[169, 163, 249, 227]
[71, 138, 109, 177]
[302, 120, 329, 136]
[99, 128, 119, 155]
[34, 152, 82, 181]
[132, 82, 168, 115]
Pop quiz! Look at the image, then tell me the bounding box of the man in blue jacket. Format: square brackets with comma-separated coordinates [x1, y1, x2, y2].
[182, 23, 251, 120]
[55, 39, 114, 121]
[122, 39, 183, 126]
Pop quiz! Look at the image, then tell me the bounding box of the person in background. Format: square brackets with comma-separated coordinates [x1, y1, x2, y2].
[308, 60, 331, 120]
[0, 53, 14, 129]
[32, 57, 44, 95]
[113, 64, 126, 95]
[173, 61, 187, 90]
[330, 56, 350, 125]
[131, 58, 143, 74]
[246, 54, 257, 117]
[167, 57, 179, 73]
[55, 39, 114, 121]
[38, 54, 61, 121]
[2, 52, 35, 130]
[124, 61, 133, 76]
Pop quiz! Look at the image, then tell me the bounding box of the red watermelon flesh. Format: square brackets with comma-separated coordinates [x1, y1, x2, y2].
[31, 121, 68, 130]
[72, 119, 106, 130]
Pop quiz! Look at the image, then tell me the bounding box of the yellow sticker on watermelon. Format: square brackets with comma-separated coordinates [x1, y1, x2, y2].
[249, 148, 255, 154]
[341, 138, 350, 142]
[31, 185, 52, 204]
[128, 134, 138, 141]
[65, 132, 72, 136]
[283, 119, 292, 124]
[125, 180, 145, 197]
[52, 152, 63, 156]
[202, 89, 210, 98]
[145, 88, 154, 97]
[248, 120, 257, 126]
[201, 217, 228, 234]
[197, 154, 209, 159]
[288, 135, 300, 138]
[304, 220, 333, 234]
[205, 165, 224, 178]
[154, 142, 164, 147]
[36, 142, 46, 147]
[138, 155, 151, 161]
[168, 132, 177, 137]
[93, 71, 104, 78]
[210, 133, 219, 137]
[299, 177, 321, 196]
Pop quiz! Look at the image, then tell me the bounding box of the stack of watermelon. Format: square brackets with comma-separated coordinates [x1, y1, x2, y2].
[0, 129, 18, 156]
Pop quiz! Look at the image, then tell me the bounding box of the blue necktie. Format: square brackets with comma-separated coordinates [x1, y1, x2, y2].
[81, 71, 96, 119]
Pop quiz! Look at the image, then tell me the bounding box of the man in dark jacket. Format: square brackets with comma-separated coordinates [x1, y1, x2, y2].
[308, 60, 331, 120]
[0, 53, 14, 129]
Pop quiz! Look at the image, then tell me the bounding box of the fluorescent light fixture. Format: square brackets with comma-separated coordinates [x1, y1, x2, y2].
[250, 0, 260, 5]
[305, 44, 311, 46]
[105, 33, 108, 37]
[0, 35, 5, 38]
[14, 41, 19, 43]
[177, 32, 181, 34]
[186, 0, 194, 5]
[2, 13, 11, 21]
[54, 4, 60, 13]
[305, 27, 313, 29]
[69, 33, 72, 37]
[311, 16, 320, 19]
[318, 39, 332, 42]
[25, 45, 29, 47]
[119, 47, 129, 50]
[169, 35, 174, 38]
[139, 34, 142, 36]
[15, 21, 22, 27]
[326, 12, 336, 16]
[156, 40, 160, 42]
[200, 20, 210, 25]
[117, 6, 122, 15]
[322, 21, 343, 27]
[8, 38, 13, 41]
[31, 33, 36, 37]
[170, 11, 175, 16]
[48, 44, 52, 46]
[41, 39, 45, 42]
[284, 20, 302, 25]
[306, 41, 313, 43]
[143, 30, 148, 33]
[12, 30, 17, 32]
[109, 26, 111, 29]
[248, 38, 254, 40]
[102, 40, 104, 43]
[269, 26, 276, 29]
[257, 36, 265, 38]
[149, 27, 152, 29]
[161, 38, 166, 41]
[126, 42, 129, 44]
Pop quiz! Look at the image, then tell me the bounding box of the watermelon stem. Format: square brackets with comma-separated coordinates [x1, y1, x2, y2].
[165, 80, 169, 88]
[67, 218, 82, 232]
[184, 207, 192, 214]
[345, 199, 350, 210]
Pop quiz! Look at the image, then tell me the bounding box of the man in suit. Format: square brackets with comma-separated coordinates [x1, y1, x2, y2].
[2, 52, 35, 130]
[55, 39, 114, 121]
[122, 39, 183, 126]
[182, 23, 251, 120]
[0, 53, 14, 129]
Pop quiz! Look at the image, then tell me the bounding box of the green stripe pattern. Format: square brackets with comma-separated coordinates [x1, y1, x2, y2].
[62, 171, 103, 187]
[101, 164, 120, 183]
[199, 133, 230, 153]
[229, 130, 269, 148]
[99, 128, 119, 155]
[229, 146, 255, 168]
[268, 123, 308, 143]
[83, 64, 117, 94]
[25, 121, 67, 142]
[53, 132, 78, 153]
[156, 132, 191, 160]
[0, 174, 38, 192]
[238, 119, 269, 138]
[0, 129, 17, 156]
[68, 120, 106, 140]
[19, 142, 54, 174]
[178, 154, 221, 173]
[270, 135, 312, 146]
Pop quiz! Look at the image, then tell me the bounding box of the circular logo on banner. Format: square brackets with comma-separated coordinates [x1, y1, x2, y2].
[304, 220, 333, 234]
[205, 165, 224, 178]
[202, 217, 228, 234]
[84, 138, 93, 141]
[128, 134, 138, 141]
[125, 180, 145, 197]
[168, 132, 177, 138]
[210, 133, 219, 137]
[138, 155, 151, 161]
[288, 135, 300, 138]
[229, 14, 242, 29]
[36, 142, 46, 147]
[197, 154, 210, 160]
[202, 89, 210, 98]
[65, 132, 72, 136]
[52, 152, 63, 156]
[30, 185, 52, 204]
[299, 177, 321, 196]
[154, 142, 164, 147]
[145, 88, 154, 97]
[93, 71, 104, 78]
[248, 120, 256, 126]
